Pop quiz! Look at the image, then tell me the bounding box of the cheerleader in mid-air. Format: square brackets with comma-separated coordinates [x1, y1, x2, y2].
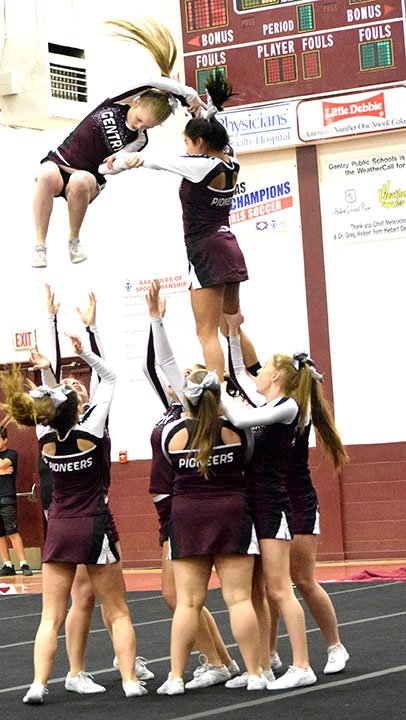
[32, 18, 202, 269]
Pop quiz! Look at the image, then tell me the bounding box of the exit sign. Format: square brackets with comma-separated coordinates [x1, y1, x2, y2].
[13, 330, 36, 351]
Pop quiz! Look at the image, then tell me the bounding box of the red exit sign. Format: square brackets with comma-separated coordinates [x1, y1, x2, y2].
[13, 330, 36, 350]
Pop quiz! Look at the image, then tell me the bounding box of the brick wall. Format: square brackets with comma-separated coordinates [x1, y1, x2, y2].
[106, 442, 406, 567]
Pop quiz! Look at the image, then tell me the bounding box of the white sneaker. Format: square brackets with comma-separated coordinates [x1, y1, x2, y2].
[323, 644, 349, 674]
[122, 679, 148, 697]
[247, 674, 268, 691]
[227, 659, 240, 678]
[266, 665, 317, 690]
[136, 656, 155, 680]
[225, 672, 248, 688]
[156, 675, 185, 696]
[31, 245, 47, 268]
[65, 671, 106, 694]
[270, 652, 283, 671]
[226, 670, 271, 689]
[185, 656, 230, 689]
[262, 669, 275, 683]
[113, 655, 155, 680]
[68, 238, 87, 264]
[23, 683, 48, 704]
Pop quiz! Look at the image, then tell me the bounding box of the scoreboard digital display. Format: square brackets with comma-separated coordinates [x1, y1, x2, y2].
[180, 1, 406, 105]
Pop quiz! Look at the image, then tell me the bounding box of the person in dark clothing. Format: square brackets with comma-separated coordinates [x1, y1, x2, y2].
[0, 426, 33, 577]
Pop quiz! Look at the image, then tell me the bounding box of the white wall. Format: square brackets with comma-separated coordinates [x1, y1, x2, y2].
[0, 121, 307, 459]
[0, 0, 405, 458]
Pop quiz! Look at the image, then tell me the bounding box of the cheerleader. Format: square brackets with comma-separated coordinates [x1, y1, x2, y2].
[0, 338, 146, 703]
[224, 310, 348, 687]
[41, 285, 155, 689]
[221, 325, 316, 690]
[142, 280, 240, 689]
[32, 18, 201, 268]
[156, 369, 265, 695]
[99, 74, 247, 382]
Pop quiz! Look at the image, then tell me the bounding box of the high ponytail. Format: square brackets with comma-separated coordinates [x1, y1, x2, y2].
[0, 365, 52, 427]
[185, 72, 234, 151]
[184, 369, 221, 478]
[310, 382, 349, 471]
[273, 353, 349, 472]
[104, 17, 177, 77]
[204, 72, 235, 113]
[0, 365, 78, 436]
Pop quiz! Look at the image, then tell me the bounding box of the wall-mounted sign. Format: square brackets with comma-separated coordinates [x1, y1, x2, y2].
[180, 1, 406, 106]
[217, 100, 300, 152]
[13, 330, 36, 351]
[297, 85, 406, 142]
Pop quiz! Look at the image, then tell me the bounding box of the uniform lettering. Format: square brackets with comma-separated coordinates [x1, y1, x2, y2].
[49, 458, 93, 472]
[211, 197, 233, 206]
[101, 111, 124, 150]
[178, 452, 234, 469]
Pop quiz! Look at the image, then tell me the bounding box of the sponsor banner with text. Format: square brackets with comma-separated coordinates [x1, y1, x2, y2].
[319, 149, 406, 244]
[297, 86, 406, 142]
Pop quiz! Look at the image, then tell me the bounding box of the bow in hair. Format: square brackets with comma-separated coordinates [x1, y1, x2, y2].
[292, 352, 323, 382]
[29, 385, 69, 408]
[184, 370, 220, 405]
[202, 91, 219, 120]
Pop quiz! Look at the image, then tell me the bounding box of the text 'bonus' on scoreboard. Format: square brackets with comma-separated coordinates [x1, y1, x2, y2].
[180, 1, 406, 105]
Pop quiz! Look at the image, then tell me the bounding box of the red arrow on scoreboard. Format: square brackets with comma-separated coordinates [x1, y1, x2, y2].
[383, 4, 395, 13]
[187, 35, 201, 47]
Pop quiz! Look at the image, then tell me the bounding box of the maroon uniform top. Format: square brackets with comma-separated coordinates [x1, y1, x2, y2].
[37, 350, 115, 520]
[45, 101, 147, 184]
[143, 153, 240, 245]
[149, 404, 183, 495]
[142, 153, 247, 288]
[45, 78, 197, 184]
[162, 416, 253, 497]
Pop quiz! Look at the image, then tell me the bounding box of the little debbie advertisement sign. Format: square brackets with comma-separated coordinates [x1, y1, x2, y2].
[297, 86, 406, 141]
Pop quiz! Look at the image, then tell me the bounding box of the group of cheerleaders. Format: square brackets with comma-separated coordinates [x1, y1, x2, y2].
[0, 17, 349, 704]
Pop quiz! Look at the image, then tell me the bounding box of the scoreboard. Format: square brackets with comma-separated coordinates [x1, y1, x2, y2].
[179, 1, 406, 105]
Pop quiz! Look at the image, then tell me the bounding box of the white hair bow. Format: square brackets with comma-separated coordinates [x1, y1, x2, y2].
[202, 91, 218, 120]
[292, 351, 323, 382]
[184, 370, 220, 405]
[29, 385, 69, 408]
[166, 92, 178, 115]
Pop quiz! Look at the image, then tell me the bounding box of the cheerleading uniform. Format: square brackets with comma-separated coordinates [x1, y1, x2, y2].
[286, 422, 320, 535]
[227, 335, 320, 536]
[39, 317, 118, 535]
[42, 77, 198, 191]
[161, 416, 256, 559]
[142, 320, 185, 545]
[38, 350, 118, 565]
[223, 336, 297, 540]
[141, 153, 248, 288]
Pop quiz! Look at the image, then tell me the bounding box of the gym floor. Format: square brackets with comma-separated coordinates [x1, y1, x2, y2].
[1, 561, 405, 720]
